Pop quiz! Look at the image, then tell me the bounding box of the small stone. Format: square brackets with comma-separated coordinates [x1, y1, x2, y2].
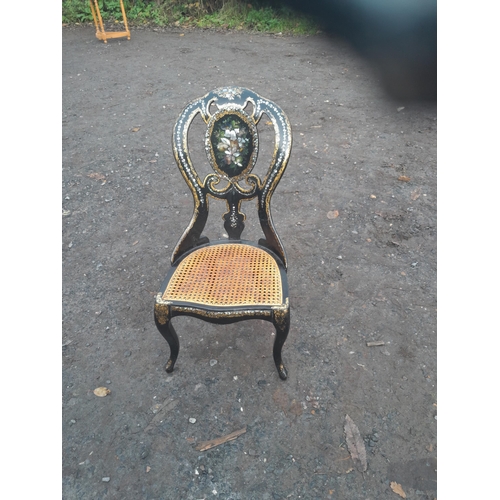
[124, 351, 131, 357]
[209, 359, 217, 366]
[102, 477, 110, 482]
[189, 417, 197, 424]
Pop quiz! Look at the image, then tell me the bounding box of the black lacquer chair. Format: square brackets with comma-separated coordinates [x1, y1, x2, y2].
[154, 87, 293, 380]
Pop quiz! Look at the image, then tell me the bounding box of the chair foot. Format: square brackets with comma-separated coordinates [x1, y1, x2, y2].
[165, 358, 176, 373]
[276, 362, 288, 380]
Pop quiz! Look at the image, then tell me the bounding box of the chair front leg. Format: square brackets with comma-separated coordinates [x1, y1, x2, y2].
[154, 304, 179, 373]
[272, 304, 290, 380]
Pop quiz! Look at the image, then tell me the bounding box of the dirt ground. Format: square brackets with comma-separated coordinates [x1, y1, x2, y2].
[62, 25, 437, 499]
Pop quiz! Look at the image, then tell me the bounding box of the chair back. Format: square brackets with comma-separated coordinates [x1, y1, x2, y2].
[171, 87, 292, 268]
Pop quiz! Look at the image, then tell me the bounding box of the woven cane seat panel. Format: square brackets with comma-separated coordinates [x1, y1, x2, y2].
[163, 244, 283, 306]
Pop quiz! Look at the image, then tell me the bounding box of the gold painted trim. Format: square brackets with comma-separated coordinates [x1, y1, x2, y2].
[272, 298, 290, 330]
[155, 294, 172, 325]
[171, 305, 272, 320]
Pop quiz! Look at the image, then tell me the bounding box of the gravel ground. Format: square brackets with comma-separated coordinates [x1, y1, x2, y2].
[63, 25, 437, 499]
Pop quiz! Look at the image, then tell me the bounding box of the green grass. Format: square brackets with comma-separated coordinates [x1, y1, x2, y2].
[62, 0, 319, 35]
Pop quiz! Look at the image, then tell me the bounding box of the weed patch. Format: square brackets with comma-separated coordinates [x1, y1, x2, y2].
[62, 0, 319, 34]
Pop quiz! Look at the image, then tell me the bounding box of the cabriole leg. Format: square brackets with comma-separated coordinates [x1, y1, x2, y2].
[272, 308, 290, 380]
[154, 316, 179, 373]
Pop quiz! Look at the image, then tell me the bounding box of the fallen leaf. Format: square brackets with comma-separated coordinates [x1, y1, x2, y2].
[390, 482, 407, 498]
[272, 387, 289, 413]
[289, 399, 303, 416]
[88, 172, 106, 181]
[398, 175, 411, 182]
[265, 121, 273, 126]
[146, 466, 151, 473]
[327, 210, 339, 219]
[144, 399, 179, 432]
[411, 189, 421, 200]
[131, 127, 140, 132]
[344, 414, 367, 472]
[93, 387, 110, 397]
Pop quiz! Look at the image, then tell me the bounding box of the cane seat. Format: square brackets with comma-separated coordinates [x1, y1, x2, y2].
[163, 244, 283, 307]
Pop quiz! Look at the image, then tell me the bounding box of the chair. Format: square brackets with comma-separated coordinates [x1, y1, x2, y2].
[154, 87, 292, 380]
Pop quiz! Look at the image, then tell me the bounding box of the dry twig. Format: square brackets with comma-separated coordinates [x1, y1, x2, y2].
[195, 427, 247, 451]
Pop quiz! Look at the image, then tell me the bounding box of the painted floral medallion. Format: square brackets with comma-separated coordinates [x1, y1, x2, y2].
[207, 112, 257, 178]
